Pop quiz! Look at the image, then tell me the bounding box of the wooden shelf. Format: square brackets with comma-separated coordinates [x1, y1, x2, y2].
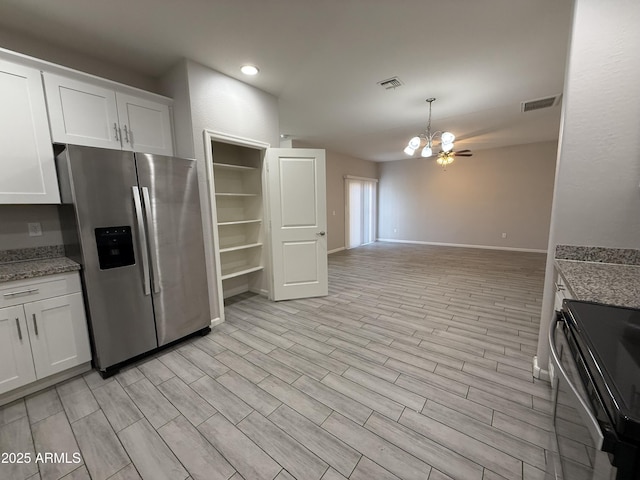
[221, 265, 264, 281]
[215, 192, 258, 197]
[218, 219, 262, 226]
[219, 243, 263, 253]
[213, 163, 257, 171]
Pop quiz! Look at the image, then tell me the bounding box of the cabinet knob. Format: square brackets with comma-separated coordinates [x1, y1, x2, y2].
[317, 231, 326, 236]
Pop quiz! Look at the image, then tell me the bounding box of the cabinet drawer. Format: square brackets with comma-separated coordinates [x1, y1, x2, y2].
[0, 273, 81, 308]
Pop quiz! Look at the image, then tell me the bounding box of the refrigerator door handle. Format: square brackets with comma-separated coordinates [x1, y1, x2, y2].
[141, 187, 161, 294]
[132, 186, 151, 296]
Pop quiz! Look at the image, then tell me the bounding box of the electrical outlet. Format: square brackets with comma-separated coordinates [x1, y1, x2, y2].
[28, 222, 43, 237]
[332, 210, 336, 216]
[501, 232, 507, 239]
[394, 228, 398, 233]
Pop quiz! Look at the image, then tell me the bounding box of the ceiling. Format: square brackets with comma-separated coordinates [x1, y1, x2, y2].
[0, 0, 574, 162]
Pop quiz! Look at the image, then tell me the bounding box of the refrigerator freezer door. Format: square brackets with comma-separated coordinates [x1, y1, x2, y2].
[59, 145, 158, 369]
[136, 153, 210, 345]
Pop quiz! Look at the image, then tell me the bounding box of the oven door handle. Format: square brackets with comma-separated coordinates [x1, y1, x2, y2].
[549, 317, 604, 450]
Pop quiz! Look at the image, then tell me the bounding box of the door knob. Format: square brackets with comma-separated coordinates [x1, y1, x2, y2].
[317, 231, 326, 236]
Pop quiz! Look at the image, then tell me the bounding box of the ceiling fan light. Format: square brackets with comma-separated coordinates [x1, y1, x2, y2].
[441, 142, 454, 152]
[441, 132, 455, 144]
[421, 146, 433, 158]
[404, 145, 416, 156]
[408, 136, 422, 149]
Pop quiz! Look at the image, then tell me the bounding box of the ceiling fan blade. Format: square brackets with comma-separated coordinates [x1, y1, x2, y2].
[456, 153, 473, 157]
[455, 149, 472, 154]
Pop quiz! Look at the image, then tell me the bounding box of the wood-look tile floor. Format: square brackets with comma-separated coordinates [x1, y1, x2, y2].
[0, 243, 552, 480]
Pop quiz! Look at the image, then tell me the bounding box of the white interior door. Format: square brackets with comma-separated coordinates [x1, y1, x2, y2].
[267, 148, 328, 301]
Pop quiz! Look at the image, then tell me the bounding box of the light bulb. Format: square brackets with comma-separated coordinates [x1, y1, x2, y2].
[404, 146, 416, 156]
[241, 65, 259, 75]
[441, 142, 454, 152]
[408, 137, 421, 149]
[421, 146, 433, 158]
[441, 132, 455, 144]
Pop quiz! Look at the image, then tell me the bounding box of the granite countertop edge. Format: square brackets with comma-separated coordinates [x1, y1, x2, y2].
[555, 258, 640, 309]
[0, 257, 81, 284]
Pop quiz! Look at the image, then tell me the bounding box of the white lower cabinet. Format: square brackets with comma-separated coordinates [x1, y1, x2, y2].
[0, 273, 91, 396]
[0, 306, 36, 394]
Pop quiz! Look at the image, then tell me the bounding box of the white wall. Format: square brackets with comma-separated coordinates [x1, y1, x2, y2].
[293, 142, 379, 253]
[325, 151, 379, 253]
[0, 206, 63, 250]
[378, 141, 557, 251]
[536, 0, 640, 370]
[0, 27, 158, 92]
[159, 59, 195, 159]
[168, 60, 280, 319]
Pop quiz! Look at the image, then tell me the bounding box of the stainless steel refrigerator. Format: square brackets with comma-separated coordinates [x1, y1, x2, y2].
[56, 144, 210, 376]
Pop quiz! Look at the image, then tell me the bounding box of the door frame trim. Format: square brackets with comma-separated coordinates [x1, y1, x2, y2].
[203, 129, 271, 322]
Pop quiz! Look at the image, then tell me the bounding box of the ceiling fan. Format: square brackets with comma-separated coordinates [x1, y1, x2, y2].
[436, 149, 472, 166]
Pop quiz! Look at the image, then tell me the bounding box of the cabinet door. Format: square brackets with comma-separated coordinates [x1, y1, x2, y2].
[116, 92, 173, 155]
[0, 306, 36, 395]
[0, 60, 59, 204]
[43, 72, 122, 150]
[24, 293, 91, 378]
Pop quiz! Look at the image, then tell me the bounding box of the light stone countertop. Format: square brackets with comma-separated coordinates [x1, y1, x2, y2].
[555, 259, 640, 309]
[0, 257, 81, 283]
[0, 246, 80, 283]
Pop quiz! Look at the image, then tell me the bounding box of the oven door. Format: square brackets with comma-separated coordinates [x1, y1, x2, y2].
[547, 317, 617, 480]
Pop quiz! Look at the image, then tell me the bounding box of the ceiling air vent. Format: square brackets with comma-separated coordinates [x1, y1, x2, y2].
[377, 77, 403, 90]
[521, 94, 562, 112]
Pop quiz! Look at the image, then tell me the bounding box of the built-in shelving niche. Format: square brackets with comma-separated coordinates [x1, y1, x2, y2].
[211, 141, 265, 300]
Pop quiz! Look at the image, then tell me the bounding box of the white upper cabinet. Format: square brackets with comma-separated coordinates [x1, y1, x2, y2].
[116, 93, 173, 156]
[43, 73, 121, 150]
[43, 72, 174, 156]
[0, 59, 60, 204]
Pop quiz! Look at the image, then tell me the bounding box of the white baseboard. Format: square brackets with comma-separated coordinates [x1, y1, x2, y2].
[328, 247, 346, 254]
[223, 284, 251, 299]
[532, 355, 550, 381]
[210, 316, 223, 328]
[0, 362, 92, 407]
[376, 238, 547, 254]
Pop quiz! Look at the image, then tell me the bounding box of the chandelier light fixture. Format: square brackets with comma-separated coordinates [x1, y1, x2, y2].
[403, 98, 455, 158]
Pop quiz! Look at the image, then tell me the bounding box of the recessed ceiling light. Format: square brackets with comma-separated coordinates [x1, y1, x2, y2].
[241, 65, 259, 76]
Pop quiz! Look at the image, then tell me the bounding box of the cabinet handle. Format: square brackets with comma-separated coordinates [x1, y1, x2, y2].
[114, 123, 120, 142]
[554, 282, 565, 292]
[32, 314, 38, 336]
[3, 288, 39, 297]
[15, 318, 22, 340]
[123, 125, 130, 144]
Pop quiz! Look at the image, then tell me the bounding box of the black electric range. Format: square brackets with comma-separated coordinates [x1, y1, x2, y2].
[562, 299, 640, 445]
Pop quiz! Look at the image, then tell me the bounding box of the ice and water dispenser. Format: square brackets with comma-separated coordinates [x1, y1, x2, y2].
[95, 226, 135, 269]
